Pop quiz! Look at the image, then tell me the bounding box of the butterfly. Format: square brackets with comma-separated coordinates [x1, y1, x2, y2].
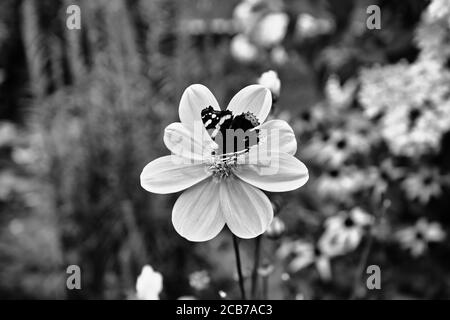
[201, 106, 260, 154]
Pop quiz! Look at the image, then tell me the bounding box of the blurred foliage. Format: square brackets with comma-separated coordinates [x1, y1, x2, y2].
[1, 0, 450, 300]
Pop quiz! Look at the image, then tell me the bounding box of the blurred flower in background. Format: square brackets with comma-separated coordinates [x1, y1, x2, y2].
[136, 265, 163, 300]
[277, 239, 332, 281]
[266, 216, 286, 239]
[295, 13, 335, 40]
[257, 70, 281, 100]
[231, 0, 288, 63]
[189, 270, 211, 291]
[325, 75, 357, 110]
[396, 219, 446, 257]
[230, 34, 260, 63]
[359, 59, 450, 157]
[402, 167, 443, 204]
[251, 12, 289, 48]
[321, 208, 374, 254]
[0, 121, 17, 147]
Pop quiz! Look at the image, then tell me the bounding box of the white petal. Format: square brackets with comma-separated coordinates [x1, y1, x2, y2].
[315, 257, 332, 281]
[425, 223, 446, 241]
[140, 156, 210, 194]
[351, 207, 374, 226]
[234, 151, 308, 192]
[163, 122, 217, 161]
[318, 230, 347, 257]
[220, 177, 273, 239]
[259, 120, 297, 155]
[227, 85, 272, 123]
[179, 84, 220, 126]
[288, 249, 314, 272]
[172, 179, 225, 242]
[345, 229, 363, 251]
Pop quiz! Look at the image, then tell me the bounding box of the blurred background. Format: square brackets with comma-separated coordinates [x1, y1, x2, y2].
[1, 0, 450, 300]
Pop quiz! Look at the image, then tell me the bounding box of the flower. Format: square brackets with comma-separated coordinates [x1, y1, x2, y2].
[189, 270, 211, 291]
[218, 290, 227, 298]
[233, 0, 264, 35]
[321, 207, 374, 254]
[402, 167, 442, 204]
[325, 74, 357, 109]
[426, 0, 450, 23]
[305, 127, 371, 167]
[280, 272, 290, 281]
[266, 216, 286, 239]
[295, 13, 335, 39]
[251, 12, 289, 48]
[277, 239, 333, 281]
[359, 59, 450, 157]
[0, 121, 17, 148]
[136, 265, 163, 300]
[315, 167, 367, 200]
[257, 70, 281, 98]
[230, 34, 259, 63]
[270, 46, 289, 65]
[396, 218, 446, 257]
[232, 0, 289, 63]
[140, 84, 308, 241]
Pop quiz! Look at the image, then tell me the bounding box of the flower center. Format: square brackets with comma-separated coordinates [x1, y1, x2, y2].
[415, 230, 424, 240]
[336, 138, 347, 150]
[208, 156, 236, 180]
[208, 142, 259, 180]
[344, 216, 355, 228]
[314, 246, 322, 257]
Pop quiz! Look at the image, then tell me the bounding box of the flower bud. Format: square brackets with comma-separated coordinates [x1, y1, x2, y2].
[266, 216, 286, 239]
[258, 70, 281, 98]
[230, 34, 259, 63]
[252, 12, 289, 48]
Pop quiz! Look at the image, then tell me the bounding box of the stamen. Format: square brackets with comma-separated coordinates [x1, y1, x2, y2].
[207, 148, 254, 180]
[208, 158, 236, 180]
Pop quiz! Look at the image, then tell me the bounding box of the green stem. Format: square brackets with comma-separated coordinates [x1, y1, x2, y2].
[232, 234, 247, 300]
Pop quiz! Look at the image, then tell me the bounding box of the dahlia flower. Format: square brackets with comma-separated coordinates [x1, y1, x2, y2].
[140, 84, 308, 241]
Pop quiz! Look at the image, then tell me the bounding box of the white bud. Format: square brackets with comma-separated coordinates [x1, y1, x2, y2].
[266, 216, 286, 238]
[252, 12, 289, 48]
[136, 265, 163, 300]
[230, 35, 259, 63]
[257, 70, 281, 97]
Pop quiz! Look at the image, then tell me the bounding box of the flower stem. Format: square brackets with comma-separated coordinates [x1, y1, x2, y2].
[350, 233, 373, 299]
[250, 235, 262, 299]
[350, 195, 389, 299]
[262, 275, 269, 300]
[232, 234, 247, 300]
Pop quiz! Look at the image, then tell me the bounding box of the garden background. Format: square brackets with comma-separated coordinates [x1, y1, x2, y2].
[1, 0, 450, 299]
